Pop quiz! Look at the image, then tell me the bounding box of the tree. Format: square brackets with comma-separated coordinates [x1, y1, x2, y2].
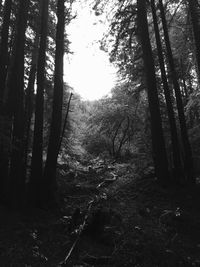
[159, 0, 194, 184]
[7, 0, 30, 207]
[0, 0, 12, 106]
[24, 28, 40, 177]
[43, 0, 65, 206]
[188, 0, 200, 79]
[137, 0, 169, 183]
[151, 0, 183, 181]
[29, 0, 49, 206]
[0, 0, 13, 202]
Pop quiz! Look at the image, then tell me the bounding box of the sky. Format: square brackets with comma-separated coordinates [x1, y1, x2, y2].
[64, 1, 117, 101]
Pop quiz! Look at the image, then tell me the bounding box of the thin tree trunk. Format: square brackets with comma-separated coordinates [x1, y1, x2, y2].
[24, 31, 40, 176]
[151, 0, 183, 182]
[59, 92, 73, 152]
[116, 116, 130, 158]
[112, 119, 123, 157]
[0, 0, 12, 107]
[159, 0, 194, 184]
[8, 0, 29, 207]
[0, 0, 13, 202]
[188, 0, 200, 79]
[137, 0, 169, 183]
[29, 0, 49, 206]
[43, 0, 65, 206]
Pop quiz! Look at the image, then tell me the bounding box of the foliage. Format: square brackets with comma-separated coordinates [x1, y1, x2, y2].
[82, 82, 151, 161]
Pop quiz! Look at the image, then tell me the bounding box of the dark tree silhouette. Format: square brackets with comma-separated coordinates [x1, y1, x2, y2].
[43, 0, 65, 206]
[159, 0, 194, 184]
[151, 0, 183, 182]
[24, 30, 40, 176]
[137, 0, 169, 183]
[0, 0, 13, 202]
[0, 0, 12, 106]
[29, 0, 49, 206]
[7, 0, 30, 207]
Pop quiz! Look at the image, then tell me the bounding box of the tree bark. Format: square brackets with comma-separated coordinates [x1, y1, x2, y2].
[8, 0, 29, 207]
[59, 92, 73, 152]
[0, 0, 12, 107]
[188, 0, 200, 79]
[29, 0, 49, 206]
[0, 0, 13, 203]
[137, 0, 169, 183]
[151, 0, 183, 182]
[43, 0, 65, 206]
[24, 30, 40, 177]
[159, 0, 194, 184]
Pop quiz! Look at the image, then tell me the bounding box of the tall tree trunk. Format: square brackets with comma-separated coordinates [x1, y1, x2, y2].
[43, 0, 65, 206]
[0, 0, 13, 203]
[29, 0, 49, 206]
[0, 0, 12, 107]
[137, 0, 169, 183]
[151, 0, 183, 182]
[8, 0, 29, 207]
[159, 0, 194, 184]
[24, 31, 40, 177]
[188, 0, 200, 79]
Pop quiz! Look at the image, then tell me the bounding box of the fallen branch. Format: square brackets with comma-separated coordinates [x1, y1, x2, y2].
[60, 200, 94, 265]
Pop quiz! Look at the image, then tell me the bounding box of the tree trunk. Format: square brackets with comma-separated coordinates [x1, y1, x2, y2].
[8, 0, 29, 207]
[29, 0, 49, 206]
[159, 0, 194, 184]
[59, 92, 73, 152]
[24, 30, 40, 177]
[43, 0, 65, 206]
[137, 0, 169, 183]
[112, 119, 123, 157]
[0, 0, 12, 107]
[188, 0, 200, 79]
[0, 0, 13, 203]
[151, 0, 183, 182]
[116, 116, 130, 158]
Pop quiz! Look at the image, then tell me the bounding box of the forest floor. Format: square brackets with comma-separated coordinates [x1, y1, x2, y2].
[1, 158, 200, 266]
